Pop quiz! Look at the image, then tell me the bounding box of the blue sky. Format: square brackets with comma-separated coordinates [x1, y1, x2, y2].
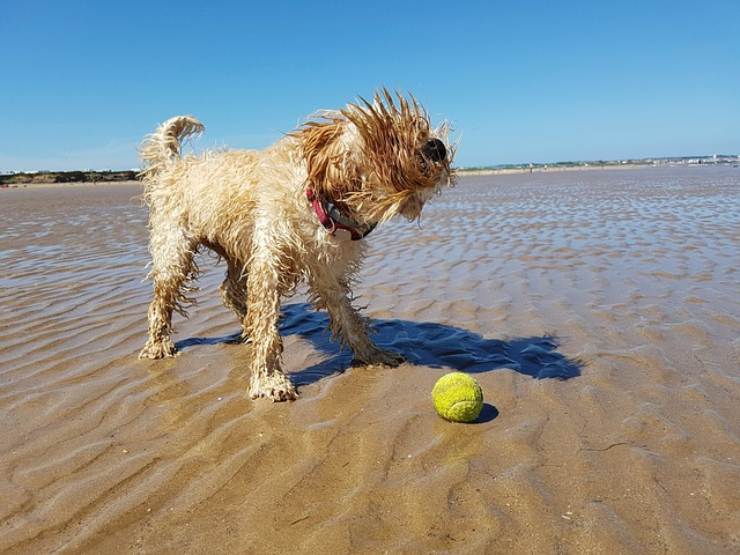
[1, 0, 738, 171]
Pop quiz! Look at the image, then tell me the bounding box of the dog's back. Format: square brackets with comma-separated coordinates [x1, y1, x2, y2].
[139, 116, 273, 249]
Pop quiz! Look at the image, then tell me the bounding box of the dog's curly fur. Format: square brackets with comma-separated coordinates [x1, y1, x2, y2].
[138, 90, 454, 401]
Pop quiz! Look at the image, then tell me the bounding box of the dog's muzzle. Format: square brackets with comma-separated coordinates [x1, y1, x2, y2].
[422, 138, 447, 162]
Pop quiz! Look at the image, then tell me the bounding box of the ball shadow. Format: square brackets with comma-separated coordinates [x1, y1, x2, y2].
[475, 403, 499, 424]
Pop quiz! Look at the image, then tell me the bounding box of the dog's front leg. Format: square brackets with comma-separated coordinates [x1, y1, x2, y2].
[313, 280, 404, 367]
[244, 249, 297, 402]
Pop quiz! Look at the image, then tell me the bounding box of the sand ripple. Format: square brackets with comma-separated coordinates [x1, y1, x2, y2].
[1, 168, 739, 553]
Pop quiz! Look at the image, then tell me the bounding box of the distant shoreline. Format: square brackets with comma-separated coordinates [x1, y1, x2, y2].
[2, 153, 739, 187]
[454, 162, 740, 176]
[456, 163, 654, 176]
[0, 170, 138, 187]
[2, 160, 738, 188]
[457, 159, 739, 176]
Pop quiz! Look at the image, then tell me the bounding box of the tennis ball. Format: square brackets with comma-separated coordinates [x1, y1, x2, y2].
[432, 372, 483, 423]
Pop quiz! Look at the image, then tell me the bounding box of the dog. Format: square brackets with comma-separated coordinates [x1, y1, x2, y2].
[138, 90, 454, 401]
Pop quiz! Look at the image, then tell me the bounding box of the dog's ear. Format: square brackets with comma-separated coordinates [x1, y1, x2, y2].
[297, 117, 359, 201]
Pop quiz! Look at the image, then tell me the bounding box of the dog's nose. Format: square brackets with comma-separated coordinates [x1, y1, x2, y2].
[421, 138, 446, 163]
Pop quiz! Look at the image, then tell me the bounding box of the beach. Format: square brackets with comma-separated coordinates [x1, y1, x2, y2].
[1, 166, 738, 553]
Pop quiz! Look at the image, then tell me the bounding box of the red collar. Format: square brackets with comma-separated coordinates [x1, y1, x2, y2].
[306, 188, 376, 241]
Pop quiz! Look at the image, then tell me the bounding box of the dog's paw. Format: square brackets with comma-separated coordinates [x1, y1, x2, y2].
[249, 373, 298, 402]
[138, 339, 176, 359]
[356, 348, 405, 367]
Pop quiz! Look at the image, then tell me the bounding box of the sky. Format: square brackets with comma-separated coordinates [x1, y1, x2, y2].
[1, 0, 739, 171]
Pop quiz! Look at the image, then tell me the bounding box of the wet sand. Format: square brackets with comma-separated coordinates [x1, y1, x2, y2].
[1, 167, 739, 553]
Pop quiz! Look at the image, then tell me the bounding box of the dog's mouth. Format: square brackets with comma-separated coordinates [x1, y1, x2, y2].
[399, 193, 425, 220]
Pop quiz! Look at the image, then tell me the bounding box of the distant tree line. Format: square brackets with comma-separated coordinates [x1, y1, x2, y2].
[0, 170, 140, 185]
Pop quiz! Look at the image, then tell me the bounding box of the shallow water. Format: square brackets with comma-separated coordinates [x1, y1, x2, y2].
[1, 168, 739, 553]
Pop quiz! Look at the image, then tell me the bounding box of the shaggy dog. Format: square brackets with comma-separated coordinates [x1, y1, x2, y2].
[138, 90, 454, 401]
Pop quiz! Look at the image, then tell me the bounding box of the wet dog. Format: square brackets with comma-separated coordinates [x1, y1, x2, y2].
[138, 91, 453, 401]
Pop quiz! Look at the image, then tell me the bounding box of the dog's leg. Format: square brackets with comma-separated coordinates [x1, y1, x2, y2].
[312, 279, 404, 367]
[219, 258, 248, 325]
[244, 245, 297, 401]
[139, 228, 197, 359]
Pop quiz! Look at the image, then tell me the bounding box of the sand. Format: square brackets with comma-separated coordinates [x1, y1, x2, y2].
[1, 167, 738, 553]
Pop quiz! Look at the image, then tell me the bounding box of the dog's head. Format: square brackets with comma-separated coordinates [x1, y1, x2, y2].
[297, 90, 455, 224]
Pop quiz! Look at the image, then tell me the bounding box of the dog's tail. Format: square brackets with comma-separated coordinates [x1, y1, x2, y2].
[139, 115, 204, 177]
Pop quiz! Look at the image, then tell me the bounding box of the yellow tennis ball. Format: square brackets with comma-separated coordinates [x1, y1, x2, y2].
[432, 372, 483, 423]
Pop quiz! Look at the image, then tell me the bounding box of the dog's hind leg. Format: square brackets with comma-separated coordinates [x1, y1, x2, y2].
[219, 258, 248, 326]
[139, 226, 198, 359]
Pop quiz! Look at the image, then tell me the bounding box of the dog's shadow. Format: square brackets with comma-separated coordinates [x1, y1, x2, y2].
[177, 303, 584, 388]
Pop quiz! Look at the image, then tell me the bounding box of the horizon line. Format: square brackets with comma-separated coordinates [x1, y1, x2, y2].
[2, 152, 739, 175]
